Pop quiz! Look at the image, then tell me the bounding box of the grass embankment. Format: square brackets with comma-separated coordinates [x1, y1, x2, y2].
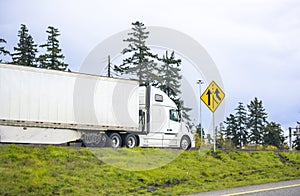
[0, 144, 299, 195]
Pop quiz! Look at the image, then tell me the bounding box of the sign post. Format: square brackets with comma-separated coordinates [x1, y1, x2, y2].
[200, 81, 225, 152]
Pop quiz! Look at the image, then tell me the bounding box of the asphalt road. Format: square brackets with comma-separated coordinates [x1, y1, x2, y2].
[186, 179, 300, 196]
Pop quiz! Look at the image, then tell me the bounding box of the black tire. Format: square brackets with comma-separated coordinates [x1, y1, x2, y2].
[125, 134, 138, 148]
[109, 133, 122, 148]
[180, 136, 191, 150]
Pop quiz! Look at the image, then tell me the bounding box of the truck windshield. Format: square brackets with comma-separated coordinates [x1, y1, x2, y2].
[169, 109, 180, 122]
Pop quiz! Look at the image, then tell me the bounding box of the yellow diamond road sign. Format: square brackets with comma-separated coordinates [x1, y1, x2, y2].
[201, 81, 225, 112]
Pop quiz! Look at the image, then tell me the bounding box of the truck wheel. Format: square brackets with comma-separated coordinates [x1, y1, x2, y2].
[180, 136, 191, 150]
[109, 133, 122, 148]
[125, 134, 137, 148]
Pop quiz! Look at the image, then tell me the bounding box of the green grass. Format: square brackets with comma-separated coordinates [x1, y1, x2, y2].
[0, 144, 299, 195]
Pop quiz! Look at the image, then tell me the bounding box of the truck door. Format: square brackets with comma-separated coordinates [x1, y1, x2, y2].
[141, 106, 165, 147]
[163, 109, 181, 147]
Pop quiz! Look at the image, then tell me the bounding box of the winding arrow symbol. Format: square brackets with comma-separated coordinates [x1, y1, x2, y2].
[206, 90, 211, 105]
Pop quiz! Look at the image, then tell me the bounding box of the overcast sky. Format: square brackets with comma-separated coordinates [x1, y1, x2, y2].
[1, 0, 300, 132]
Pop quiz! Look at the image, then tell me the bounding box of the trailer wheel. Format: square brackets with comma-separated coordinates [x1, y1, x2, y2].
[180, 136, 191, 150]
[125, 134, 137, 148]
[109, 133, 122, 148]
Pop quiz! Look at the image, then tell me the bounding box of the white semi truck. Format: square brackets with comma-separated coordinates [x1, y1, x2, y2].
[0, 63, 195, 150]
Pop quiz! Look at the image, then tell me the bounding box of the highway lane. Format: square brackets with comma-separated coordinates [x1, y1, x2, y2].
[186, 179, 300, 196]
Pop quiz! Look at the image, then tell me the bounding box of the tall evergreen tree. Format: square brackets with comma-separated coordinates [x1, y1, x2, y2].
[117, 21, 158, 85]
[0, 38, 10, 63]
[216, 122, 226, 148]
[158, 51, 182, 99]
[38, 26, 68, 71]
[293, 135, 300, 150]
[157, 51, 192, 122]
[293, 122, 300, 150]
[196, 123, 205, 139]
[223, 114, 239, 147]
[247, 97, 268, 144]
[263, 122, 285, 149]
[235, 102, 248, 147]
[11, 24, 38, 67]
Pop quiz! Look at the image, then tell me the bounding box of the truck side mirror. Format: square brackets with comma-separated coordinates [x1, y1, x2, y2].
[177, 109, 182, 122]
[139, 110, 143, 116]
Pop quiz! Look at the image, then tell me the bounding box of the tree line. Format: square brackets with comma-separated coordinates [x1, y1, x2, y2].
[216, 97, 300, 150]
[0, 24, 69, 71]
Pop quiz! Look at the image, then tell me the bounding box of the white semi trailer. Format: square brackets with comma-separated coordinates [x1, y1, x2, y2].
[0, 64, 195, 150]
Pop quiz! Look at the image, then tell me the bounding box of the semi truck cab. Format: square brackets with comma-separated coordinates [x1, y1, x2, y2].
[138, 86, 195, 150]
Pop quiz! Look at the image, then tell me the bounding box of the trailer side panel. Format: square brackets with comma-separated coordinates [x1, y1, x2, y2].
[0, 64, 139, 132]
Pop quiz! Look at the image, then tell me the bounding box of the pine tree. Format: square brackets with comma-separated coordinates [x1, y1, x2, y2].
[216, 123, 226, 148]
[247, 97, 268, 144]
[11, 24, 38, 67]
[0, 38, 10, 63]
[158, 51, 182, 99]
[157, 51, 192, 122]
[293, 135, 300, 150]
[216, 131, 225, 149]
[117, 21, 158, 85]
[263, 122, 285, 149]
[293, 122, 300, 150]
[38, 26, 68, 71]
[223, 114, 239, 147]
[196, 123, 205, 139]
[234, 102, 248, 147]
